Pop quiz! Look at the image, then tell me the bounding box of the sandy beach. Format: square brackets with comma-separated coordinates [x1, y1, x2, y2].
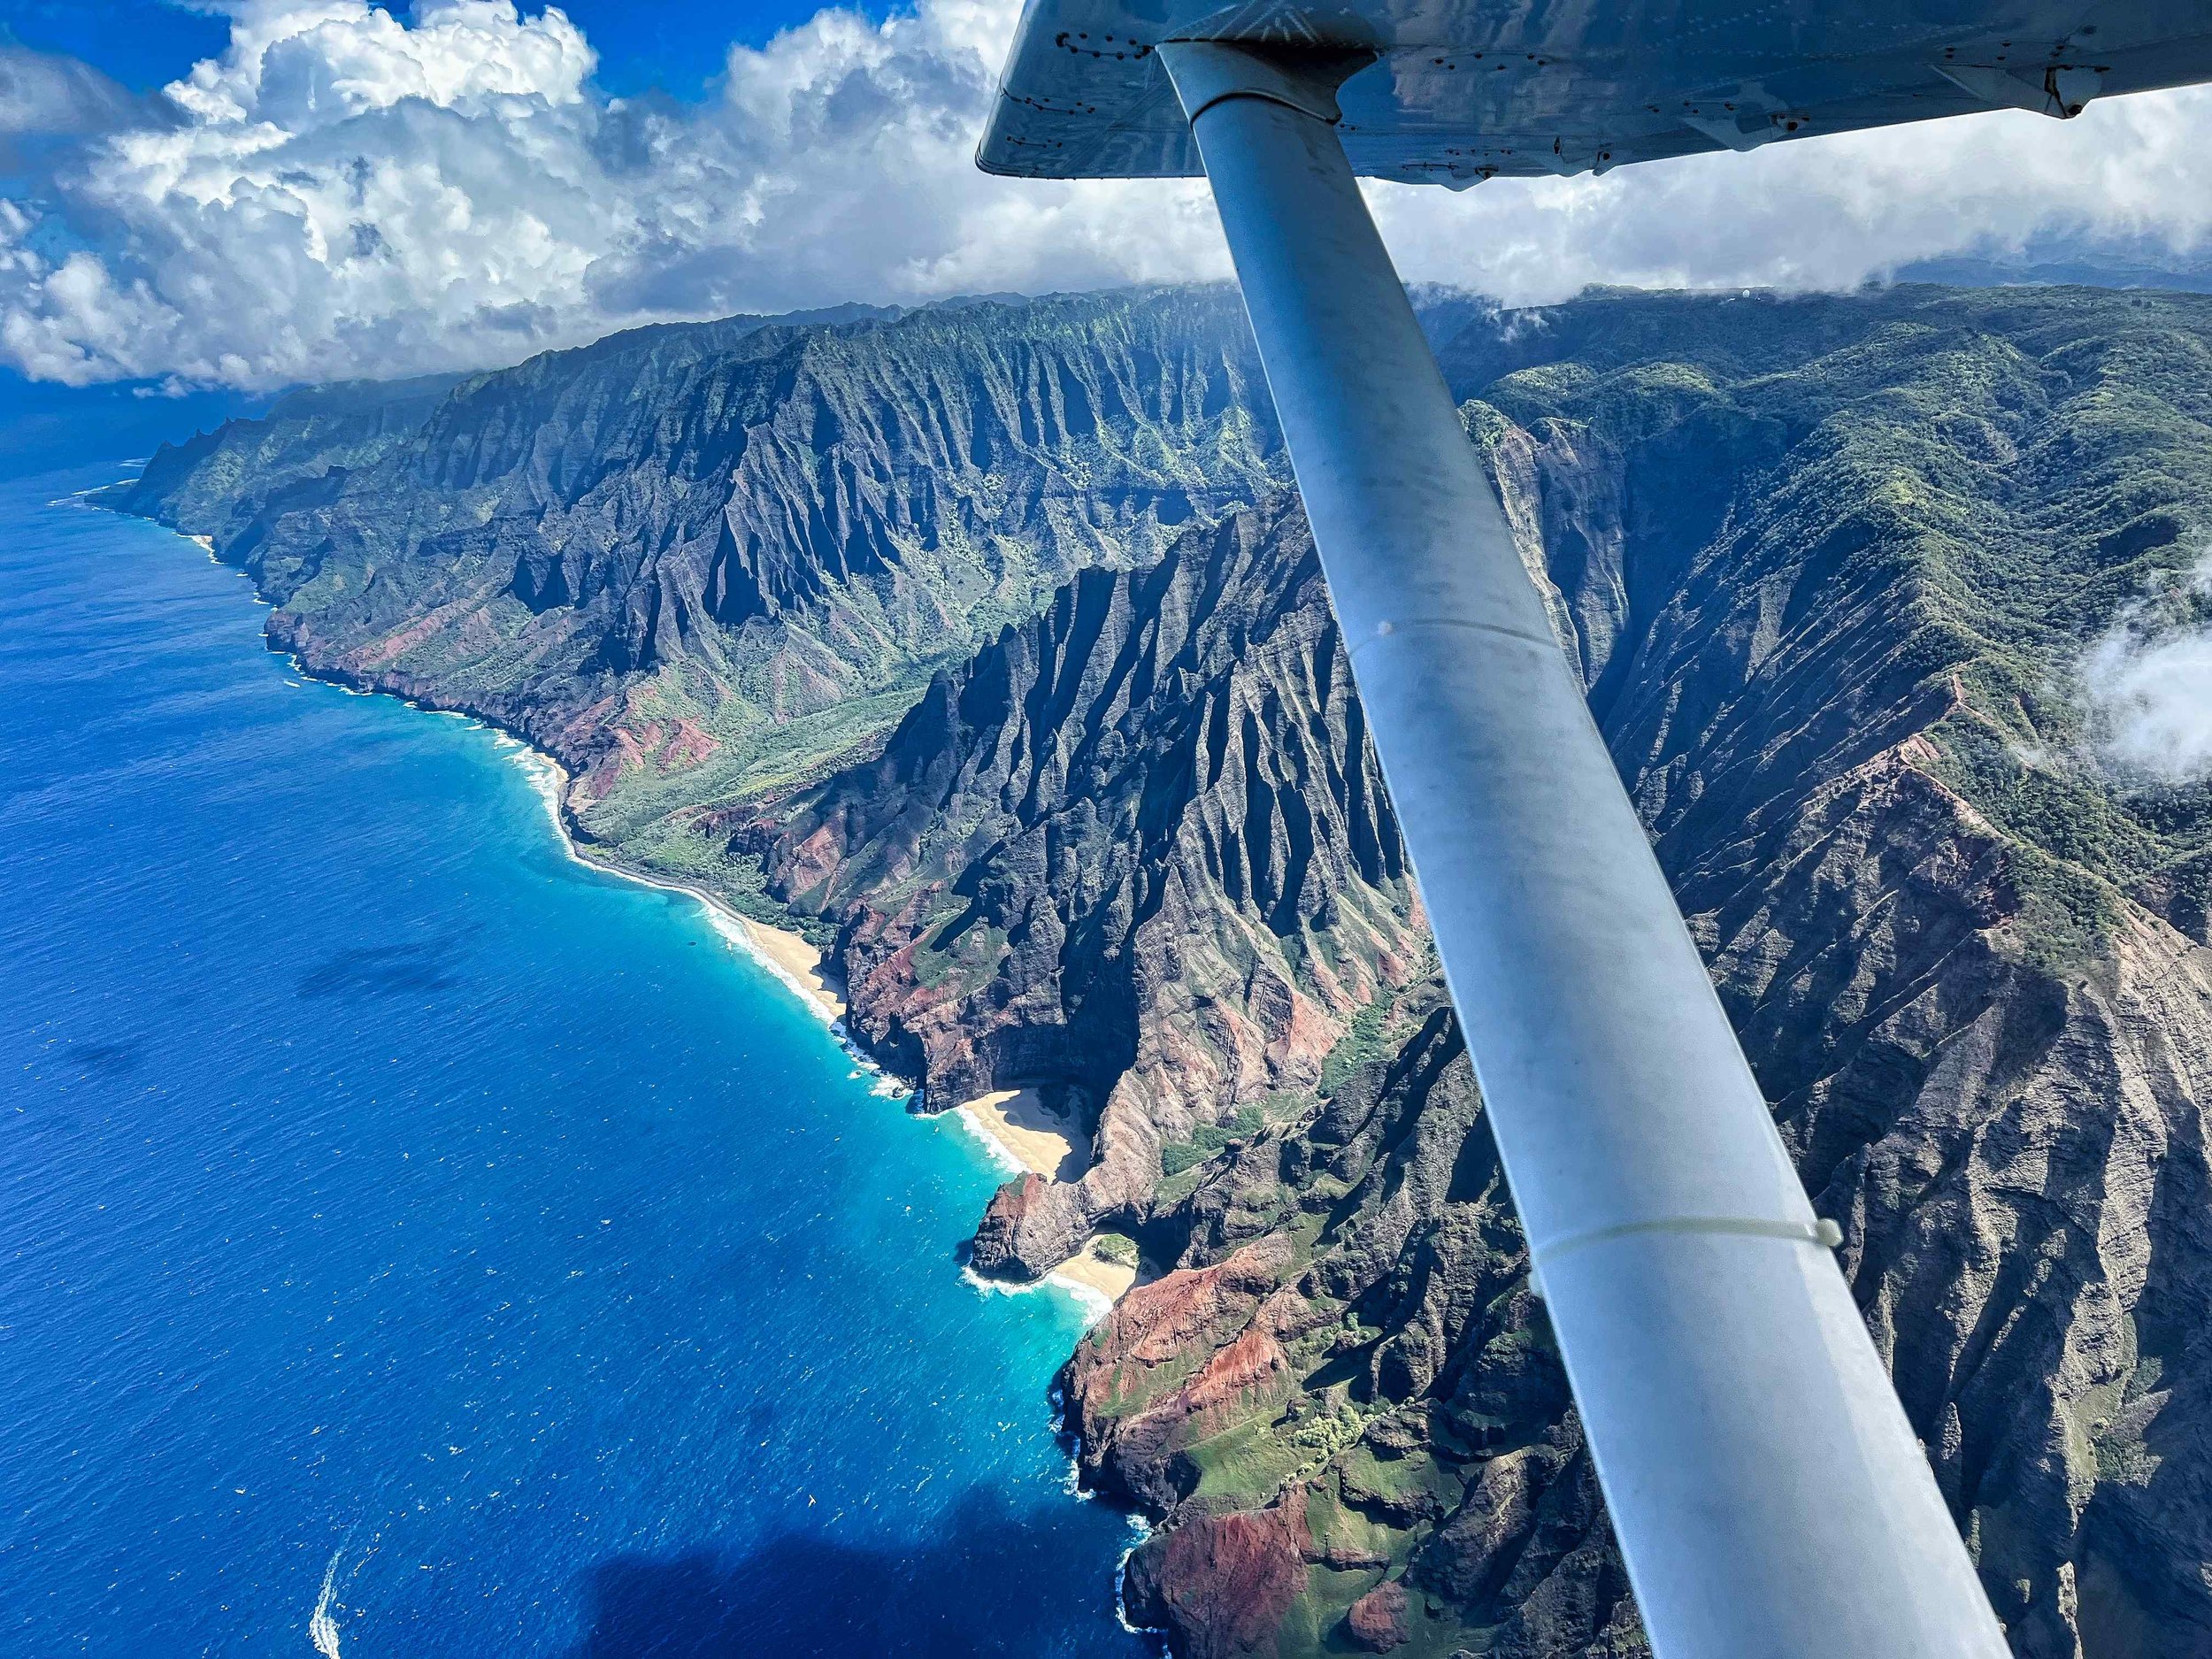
[958, 1088, 1141, 1306]
[958, 1087, 1090, 1181]
[1049, 1250, 1138, 1303]
[516, 733, 1134, 1314]
[251, 611, 1132, 1342]
[511, 746, 848, 1025]
[733, 914, 847, 1022]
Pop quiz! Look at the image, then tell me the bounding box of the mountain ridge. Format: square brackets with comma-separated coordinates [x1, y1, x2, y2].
[120, 279, 2212, 1658]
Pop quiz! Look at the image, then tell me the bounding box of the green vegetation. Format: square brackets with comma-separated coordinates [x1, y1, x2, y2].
[123, 287, 1291, 907]
[1089, 1231, 1139, 1268]
[1182, 1415, 1307, 1507]
[910, 916, 1010, 995]
[1318, 997, 1395, 1097]
[1103, 288, 2212, 1658]
[1158, 1102, 1264, 1176]
[1475, 287, 2212, 969]
[130, 283, 2212, 1659]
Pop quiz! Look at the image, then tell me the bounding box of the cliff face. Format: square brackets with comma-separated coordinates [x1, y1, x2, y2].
[124, 282, 2212, 1659]
[122, 289, 1286, 850]
[753, 286, 2212, 1657]
[751, 497, 1424, 1275]
[127, 372, 465, 532]
[1563, 294, 2212, 1659]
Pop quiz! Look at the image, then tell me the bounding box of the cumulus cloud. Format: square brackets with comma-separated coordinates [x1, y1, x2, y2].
[2082, 554, 2212, 782]
[4, 0, 2212, 388]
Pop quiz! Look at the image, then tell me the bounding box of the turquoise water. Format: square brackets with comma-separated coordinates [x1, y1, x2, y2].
[0, 468, 1146, 1656]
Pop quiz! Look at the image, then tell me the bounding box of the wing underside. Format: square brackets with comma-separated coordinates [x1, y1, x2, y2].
[979, 0, 2212, 183]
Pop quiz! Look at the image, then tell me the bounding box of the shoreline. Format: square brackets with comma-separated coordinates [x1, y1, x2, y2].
[506, 746, 849, 1029]
[171, 515, 1132, 1332]
[963, 1256, 1133, 1325]
[955, 1086, 1088, 1181]
[1050, 1251, 1139, 1304]
[518, 754, 1136, 1316]
[953, 1087, 1138, 1310]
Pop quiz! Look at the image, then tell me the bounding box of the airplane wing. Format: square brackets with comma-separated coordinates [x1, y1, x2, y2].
[977, 5, 2212, 1655]
[979, 0, 2212, 185]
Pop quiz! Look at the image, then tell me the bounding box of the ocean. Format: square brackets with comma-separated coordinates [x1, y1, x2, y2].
[0, 466, 1148, 1657]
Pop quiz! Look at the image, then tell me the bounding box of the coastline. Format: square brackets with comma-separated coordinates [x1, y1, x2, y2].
[1051, 1252, 1139, 1304]
[518, 767, 1140, 1318]
[507, 746, 849, 1028]
[954, 1087, 1138, 1309]
[22, 494, 1152, 1656]
[964, 1255, 1133, 1324]
[179, 511, 1130, 1333]
[956, 1086, 1087, 1181]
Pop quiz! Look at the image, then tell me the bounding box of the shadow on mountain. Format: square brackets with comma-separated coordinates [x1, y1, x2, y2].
[561, 1486, 1148, 1659]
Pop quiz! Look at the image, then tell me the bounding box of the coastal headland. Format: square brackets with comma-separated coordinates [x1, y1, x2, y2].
[115, 282, 2212, 1659]
[956, 1087, 1138, 1304]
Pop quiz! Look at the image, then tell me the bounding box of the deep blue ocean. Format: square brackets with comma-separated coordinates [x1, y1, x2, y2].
[0, 467, 1147, 1657]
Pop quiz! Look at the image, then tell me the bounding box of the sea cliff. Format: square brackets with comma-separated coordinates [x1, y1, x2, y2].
[123, 281, 2212, 1657]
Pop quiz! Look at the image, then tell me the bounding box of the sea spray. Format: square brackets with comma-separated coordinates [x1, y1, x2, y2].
[961, 1260, 1115, 1331]
[950, 1102, 1031, 1179]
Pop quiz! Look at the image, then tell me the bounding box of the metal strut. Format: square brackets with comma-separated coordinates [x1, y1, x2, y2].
[1159, 39, 2008, 1659]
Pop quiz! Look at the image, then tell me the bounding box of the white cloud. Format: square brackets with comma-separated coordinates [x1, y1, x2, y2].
[4, 0, 2212, 388]
[2082, 555, 2212, 782]
[1371, 81, 2212, 299]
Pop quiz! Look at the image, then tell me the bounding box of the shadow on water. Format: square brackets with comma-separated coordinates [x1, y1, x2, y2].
[562, 1486, 1152, 1659]
[296, 938, 464, 999]
[61, 1039, 142, 1075]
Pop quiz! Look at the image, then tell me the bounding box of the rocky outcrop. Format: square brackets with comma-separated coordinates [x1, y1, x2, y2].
[1121, 1488, 1316, 1659]
[971, 1173, 1076, 1279]
[1344, 1581, 1409, 1651]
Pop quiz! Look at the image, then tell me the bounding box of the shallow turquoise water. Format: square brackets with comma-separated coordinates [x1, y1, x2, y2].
[0, 467, 1145, 1656]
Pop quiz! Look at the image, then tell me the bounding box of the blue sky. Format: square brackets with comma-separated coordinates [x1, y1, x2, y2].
[1, 0, 2209, 409]
[0, 0, 859, 96]
[0, 2, 227, 89]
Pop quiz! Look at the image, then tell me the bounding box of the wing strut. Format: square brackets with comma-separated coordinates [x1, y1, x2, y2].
[1158, 39, 2009, 1658]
